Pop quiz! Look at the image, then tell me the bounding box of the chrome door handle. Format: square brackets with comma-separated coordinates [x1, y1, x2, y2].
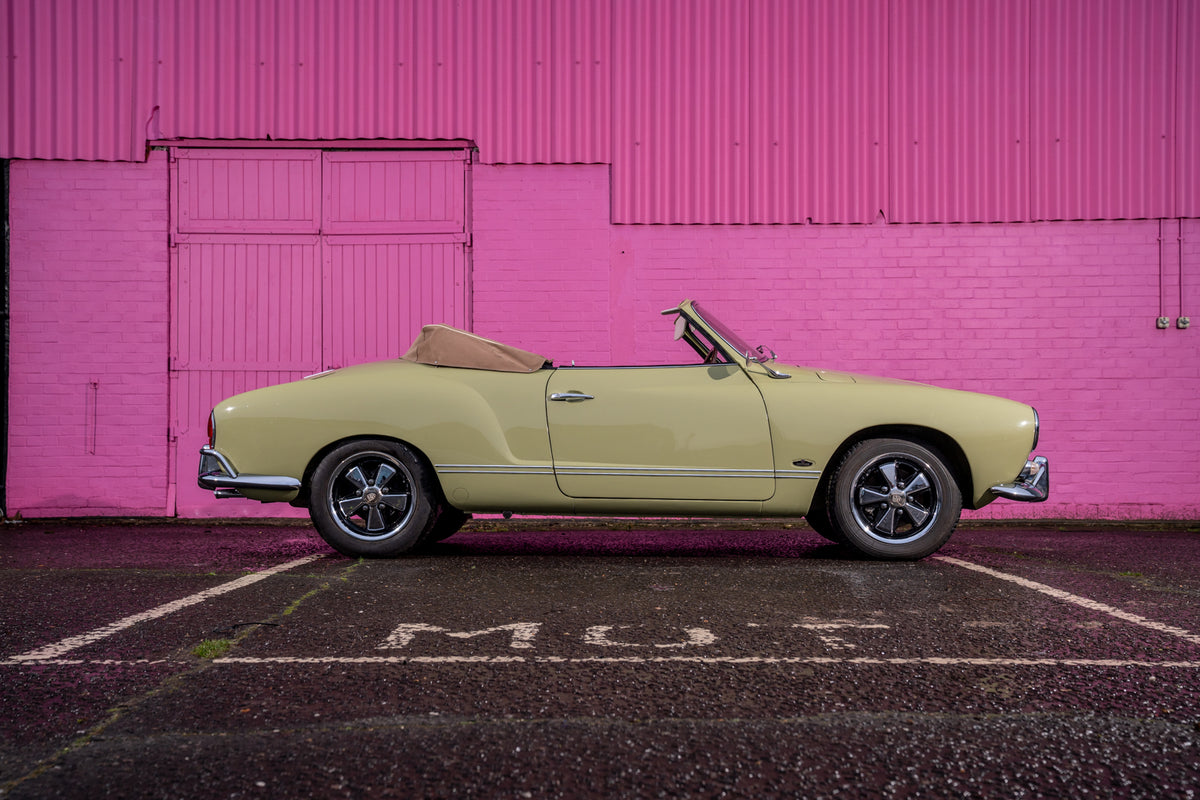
[549, 392, 595, 402]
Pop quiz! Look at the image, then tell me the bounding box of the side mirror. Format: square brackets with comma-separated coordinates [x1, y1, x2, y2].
[748, 344, 777, 363]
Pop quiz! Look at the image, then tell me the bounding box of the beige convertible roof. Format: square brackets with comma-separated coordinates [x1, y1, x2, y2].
[402, 324, 550, 373]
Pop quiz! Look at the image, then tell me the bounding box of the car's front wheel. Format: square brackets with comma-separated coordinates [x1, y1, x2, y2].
[804, 493, 846, 545]
[309, 439, 438, 557]
[827, 438, 962, 560]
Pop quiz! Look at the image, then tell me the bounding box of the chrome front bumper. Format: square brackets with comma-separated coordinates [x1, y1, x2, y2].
[198, 446, 302, 499]
[989, 456, 1049, 502]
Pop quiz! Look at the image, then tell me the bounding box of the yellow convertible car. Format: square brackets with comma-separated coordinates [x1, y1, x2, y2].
[199, 300, 1048, 560]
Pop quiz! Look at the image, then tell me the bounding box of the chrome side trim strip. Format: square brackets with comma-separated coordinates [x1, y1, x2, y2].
[554, 466, 775, 479]
[775, 470, 822, 480]
[436, 464, 820, 480]
[436, 465, 556, 476]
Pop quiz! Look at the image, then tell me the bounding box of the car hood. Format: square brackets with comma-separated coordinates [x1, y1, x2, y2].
[767, 362, 1032, 417]
[779, 364, 938, 388]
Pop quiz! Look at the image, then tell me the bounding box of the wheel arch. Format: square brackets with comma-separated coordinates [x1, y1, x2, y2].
[291, 434, 446, 509]
[816, 425, 974, 507]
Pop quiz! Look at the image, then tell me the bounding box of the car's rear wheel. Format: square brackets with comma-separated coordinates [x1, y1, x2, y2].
[827, 438, 961, 560]
[309, 439, 438, 557]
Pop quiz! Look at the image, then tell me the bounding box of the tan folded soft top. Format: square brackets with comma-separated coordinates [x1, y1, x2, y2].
[402, 324, 551, 373]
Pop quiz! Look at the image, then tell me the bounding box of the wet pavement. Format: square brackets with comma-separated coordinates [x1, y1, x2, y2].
[2, 519, 1198, 798]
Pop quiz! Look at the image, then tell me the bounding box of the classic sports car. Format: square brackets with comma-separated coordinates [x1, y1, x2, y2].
[199, 300, 1048, 560]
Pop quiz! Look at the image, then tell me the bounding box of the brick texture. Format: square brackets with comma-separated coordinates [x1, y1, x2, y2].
[7, 154, 170, 516]
[6, 161, 1197, 520]
[472, 165, 615, 366]
[473, 166, 1200, 521]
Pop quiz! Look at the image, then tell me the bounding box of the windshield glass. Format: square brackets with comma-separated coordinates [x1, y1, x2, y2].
[691, 302, 764, 360]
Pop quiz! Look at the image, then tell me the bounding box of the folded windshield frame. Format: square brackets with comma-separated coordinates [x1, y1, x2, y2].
[691, 302, 764, 362]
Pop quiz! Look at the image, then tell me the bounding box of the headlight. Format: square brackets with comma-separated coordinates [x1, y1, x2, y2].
[1031, 407, 1040, 451]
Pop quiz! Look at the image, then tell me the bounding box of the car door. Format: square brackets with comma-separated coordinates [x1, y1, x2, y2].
[545, 364, 775, 501]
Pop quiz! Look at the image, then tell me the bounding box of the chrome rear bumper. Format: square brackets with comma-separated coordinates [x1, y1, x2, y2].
[989, 456, 1049, 502]
[198, 446, 301, 499]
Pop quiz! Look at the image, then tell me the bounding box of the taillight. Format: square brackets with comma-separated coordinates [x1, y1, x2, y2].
[207, 412, 216, 447]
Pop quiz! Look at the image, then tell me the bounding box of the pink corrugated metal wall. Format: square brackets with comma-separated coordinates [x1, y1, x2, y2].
[888, 0, 1030, 223]
[1030, 0, 1178, 221]
[2, 0, 1196, 221]
[1183, 0, 1200, 217]
[152, 0, 611, 164]
[611, 0, 888, 223]
[1, 0, 157, 162]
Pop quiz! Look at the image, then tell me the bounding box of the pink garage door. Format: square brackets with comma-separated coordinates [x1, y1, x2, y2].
[170, 148, 470, 517]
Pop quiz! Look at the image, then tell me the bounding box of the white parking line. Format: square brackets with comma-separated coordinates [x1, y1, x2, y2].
[6, 555, 322, 663]
[215, 655, 1198, 667]
[935, 556, 1200, 645]
[7, 655, 1200, 668]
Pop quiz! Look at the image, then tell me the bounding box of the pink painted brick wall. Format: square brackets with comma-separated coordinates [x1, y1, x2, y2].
[7, 153, 170, 516]
[471, 165, 616, 366]
[473, 166, 1200, 520]
[5, 160, 1196, 521]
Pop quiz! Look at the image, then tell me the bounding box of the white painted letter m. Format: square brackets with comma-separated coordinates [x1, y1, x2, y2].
[379, 623, 541, 650]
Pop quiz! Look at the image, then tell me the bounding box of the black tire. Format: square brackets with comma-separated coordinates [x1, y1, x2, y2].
[826, 438, 962, 560]
[309, 439, 439, 557]
[804, 493, 846, 544]
[428, 506, 472, 543]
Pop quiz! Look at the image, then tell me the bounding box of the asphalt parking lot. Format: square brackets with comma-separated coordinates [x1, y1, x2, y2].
[2, 519, 1198, 798]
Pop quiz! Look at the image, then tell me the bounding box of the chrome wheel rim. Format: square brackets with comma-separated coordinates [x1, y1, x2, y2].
[326, 451, 415, 541]
[849, 454, 943, 544]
